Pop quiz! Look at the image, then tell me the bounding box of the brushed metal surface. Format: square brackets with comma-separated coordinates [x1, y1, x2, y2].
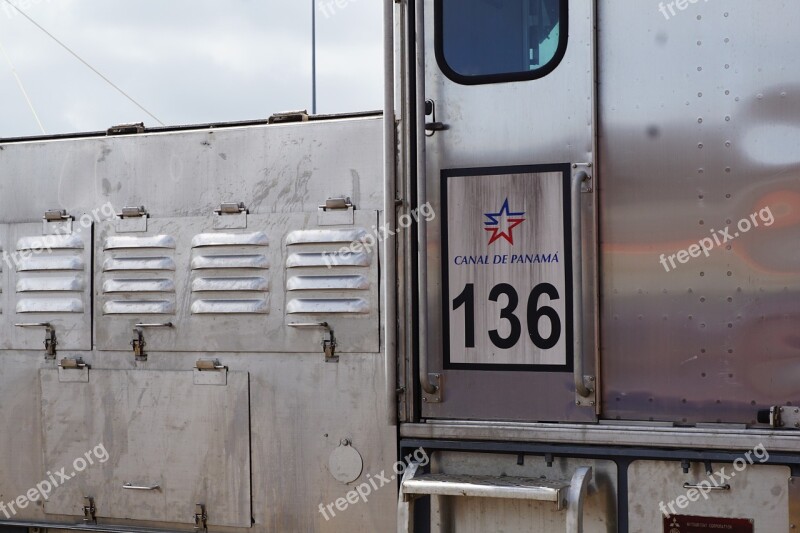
[4, 222, 92, 351]
[95, 212, 379, 354]
[628, 461, 789, 531]
[598, 0, 800, 424]
[419, 0, 597, 422]
[40, 369, 251, 527]
[0, 117, 394, 532]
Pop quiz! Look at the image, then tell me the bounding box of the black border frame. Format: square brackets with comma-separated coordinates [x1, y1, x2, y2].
[440, 163, 574, 372]
[434, 0, 570, 86]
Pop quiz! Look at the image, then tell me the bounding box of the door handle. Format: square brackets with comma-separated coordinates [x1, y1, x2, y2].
[123, 482, 160, 491]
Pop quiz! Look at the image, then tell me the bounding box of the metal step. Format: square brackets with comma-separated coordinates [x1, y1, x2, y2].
[402, 473, 570, 506]
[398, 463, 592, 533]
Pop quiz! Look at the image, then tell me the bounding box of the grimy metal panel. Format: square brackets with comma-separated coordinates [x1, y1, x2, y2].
[598, 0, 800, 423]
[40, 369, 251, 528]
[95, 212, 379, 354]
[627, 461, 789, 532]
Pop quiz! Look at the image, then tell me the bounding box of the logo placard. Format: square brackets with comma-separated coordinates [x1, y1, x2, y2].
[441, 165, 573, 371]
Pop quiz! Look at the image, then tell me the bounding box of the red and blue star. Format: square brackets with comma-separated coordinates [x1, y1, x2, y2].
[484, 198, 526, 245]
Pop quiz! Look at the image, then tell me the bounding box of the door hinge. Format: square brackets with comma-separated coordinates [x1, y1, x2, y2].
[318, 196, 354, 225]
[83, 497, 96, 524]
[214, 201, 247, 229]
[116, 205, 149, 232]
[194, 359, 227, 385]
[43, 208, 73, 235]
[758, 405, 800, 429]
[107, 122, 145, 135]
[193, 503, 208, 531]
[268, 109, 309, 124]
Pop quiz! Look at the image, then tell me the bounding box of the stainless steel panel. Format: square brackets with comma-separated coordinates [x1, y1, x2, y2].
[0, 116, 394, 532]
[598, 0, 800, 423]
[0, 117, 385, 220]
[628, 461, 789, 532]
[40, 368, 251, 528]
[96, 211, 380, 353]
[7, 222, 92, 351]
[419, 0, 598, 422]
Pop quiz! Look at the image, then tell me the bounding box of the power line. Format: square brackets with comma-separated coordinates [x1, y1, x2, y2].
[0, 38, 45, 133]
[2, 0, 165, 126]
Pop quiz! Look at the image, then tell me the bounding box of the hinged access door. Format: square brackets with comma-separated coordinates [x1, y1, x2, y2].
[4, 222, 92, 352]
[40, 368, 251, 528]
[416, 0, 599, 422]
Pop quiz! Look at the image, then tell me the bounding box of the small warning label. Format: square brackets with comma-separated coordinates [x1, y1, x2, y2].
[663, 514, 754, 533]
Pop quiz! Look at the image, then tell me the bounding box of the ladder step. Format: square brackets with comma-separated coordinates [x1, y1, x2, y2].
[402, 473, 569, 503]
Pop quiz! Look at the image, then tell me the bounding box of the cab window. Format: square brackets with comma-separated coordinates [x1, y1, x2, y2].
[435, 0, 568, 84]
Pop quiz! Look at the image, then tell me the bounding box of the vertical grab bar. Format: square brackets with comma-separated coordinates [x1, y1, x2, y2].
[416, 1, 437, 396]
[383, 0, 399, 424]
[572, 171, 592, 398]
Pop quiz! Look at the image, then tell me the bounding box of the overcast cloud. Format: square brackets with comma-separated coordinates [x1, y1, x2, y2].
[0, 0, 382, 137]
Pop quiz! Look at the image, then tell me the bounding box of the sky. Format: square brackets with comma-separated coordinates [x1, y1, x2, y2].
[0, 0, 383, 138]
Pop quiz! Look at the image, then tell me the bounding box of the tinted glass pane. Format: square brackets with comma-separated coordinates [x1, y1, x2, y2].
[441, 0, 563, 79]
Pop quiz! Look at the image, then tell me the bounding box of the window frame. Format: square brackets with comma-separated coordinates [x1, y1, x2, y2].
[434, 0, 569, 85]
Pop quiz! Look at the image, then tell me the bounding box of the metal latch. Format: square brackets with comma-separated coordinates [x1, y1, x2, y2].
[15, 323, 57, 359]
[318, 197, 353, 211]
[83, 497, 96, 524]
[107, 122, 145, 135]
[194, 503, 208, 531]
[424, 99, 448, 136]
[288, 322, 338, 362]
[132, 322, 173, 361]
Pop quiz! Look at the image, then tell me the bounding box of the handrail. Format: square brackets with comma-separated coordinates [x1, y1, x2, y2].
[416, 0, 437, 396]
[383, 0, 398, 425]
[572, 171, 592, 398]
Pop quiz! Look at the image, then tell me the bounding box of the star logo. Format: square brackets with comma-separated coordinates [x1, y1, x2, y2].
[484, 198, 526, 245]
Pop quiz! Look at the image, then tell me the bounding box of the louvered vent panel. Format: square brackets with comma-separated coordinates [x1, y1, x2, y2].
[189, 232, 269, 314]
[101, 234, 177, 315]
[15, 234, 85, 314]
[285, 228, 371, 315]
